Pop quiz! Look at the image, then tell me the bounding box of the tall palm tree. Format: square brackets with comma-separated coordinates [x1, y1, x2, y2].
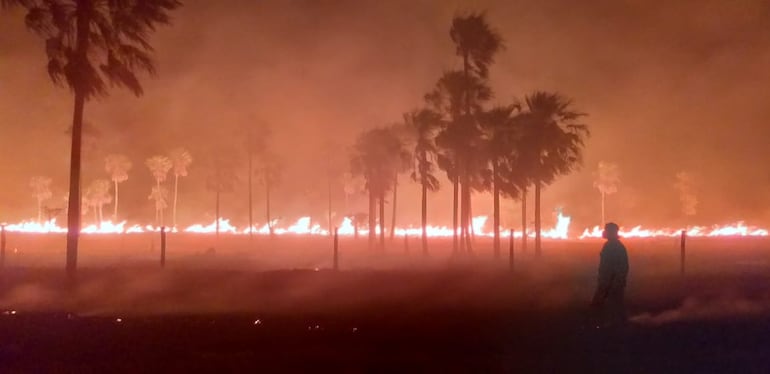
[168, 148, 192, 229]
[449, 12, 503, 253]
[350, 126, 409, 250]
[593, 161, 620, 225]
[405, 108, 441, 255]
[85, 179, 111, 224]
[7, 0, 181, 275]
[146, 155, 172, 226]
[518, 91, 589, 256]
[244, 122, 270, 241]
[206, 149, 238, 241]
[30, 176, 53, 223]
[480, 104, 526, 258]
[257, 151, 281, 237]
[427, 70, 492, 253]
[104, 154, 132, 220]
[387, 124, 413, 241]
[148, 185, 168, 227]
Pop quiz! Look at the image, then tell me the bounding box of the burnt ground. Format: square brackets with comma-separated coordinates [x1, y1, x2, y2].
[1, 305, 770, 373]
[0, 235, 769, 372]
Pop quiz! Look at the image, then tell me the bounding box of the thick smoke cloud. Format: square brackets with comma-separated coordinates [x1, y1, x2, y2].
[2, 0, 770, 231]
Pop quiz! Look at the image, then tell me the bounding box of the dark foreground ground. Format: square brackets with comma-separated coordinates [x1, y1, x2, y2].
[2, 304, 769, 373]
[1, 235, 769, 372]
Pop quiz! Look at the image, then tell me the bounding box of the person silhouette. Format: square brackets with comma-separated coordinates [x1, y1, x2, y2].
[591, 222, 629, 327]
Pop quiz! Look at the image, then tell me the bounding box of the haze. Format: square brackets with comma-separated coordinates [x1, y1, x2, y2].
[2, 0, 770, 230]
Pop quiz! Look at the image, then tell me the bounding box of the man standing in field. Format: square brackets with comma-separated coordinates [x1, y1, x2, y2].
[591, 222, 629, 326]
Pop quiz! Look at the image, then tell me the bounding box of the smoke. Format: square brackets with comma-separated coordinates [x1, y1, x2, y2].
[631, 294, 770, 325]
[2, 0, 770, 228]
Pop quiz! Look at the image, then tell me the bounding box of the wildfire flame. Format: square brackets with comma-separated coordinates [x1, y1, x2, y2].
[579, 222, 768, 239]
[0, 212, 766, 239]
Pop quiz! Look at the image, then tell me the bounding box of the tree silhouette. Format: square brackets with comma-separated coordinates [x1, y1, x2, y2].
[517, 91, 589, 256]
[387, 124, 413, 241]
[256, 151, 281, 237]
[104, 154, 132, 220]
[7, 0, 181, 275]
[85, 179, 111, 224]
[593, 161, 620, 225]
[30, 176, 53, 223]
[351, 127, 410, 250]
[146, 155, 172, 226]
[148, 185, 168, 226]
[480, 104, 526, 258]
[168, 147, 192, 228]
[427, 70, 492, 253]
[244, 122, 271, 241]
[206, 149, 238, 240]
[449, 12, 503, 253]
[405, 108, 441, 255]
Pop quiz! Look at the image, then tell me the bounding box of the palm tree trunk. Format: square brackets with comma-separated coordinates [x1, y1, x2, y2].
[66, 0, 91, 278]
[601, 191, 606, 225]
[113, 179, 119, 220]
[266, 178, 273, 237]
[521, 186, 527, 253]
[173, 174, 179, 228]
[421, 182, 427, 256]
[328, 174, 333, 235]
[156, 179, 162, 227]
[248, 153, 253, 243]
[390, 173, 397, 240]
[493, 160, 500, 258]
[379, 193, 385, 251]
[368, 190, 376, 250]
[461, 52, 472, 255]
[452, 179, 458, 254]
[215, 188, 220, 242]
[37, 199, 42, 223]
[66, 90, 85, 277]
[464, 183, 473, 253]
[459, 182, 466, 253]
[93, 204, 98, 225]
[535, 179, 542, 257]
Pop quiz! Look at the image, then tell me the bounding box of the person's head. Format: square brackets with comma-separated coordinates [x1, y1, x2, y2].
[603, 222, 620, 240]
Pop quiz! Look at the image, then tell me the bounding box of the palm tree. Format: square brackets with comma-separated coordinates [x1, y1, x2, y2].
[350, 126, 409, 250]
[85, 179, 111, 224]
[30, 176, 53, 223]
[206, 149, 238, 241]
[517, 91, 590, 256]
[480, 104, 526, 258]
[7, 0, 181, 275]
[387, 124, 413, 241]
[427, 70, 492, 254]
[148, 185, 169, 227]
[449, 12, 503, 253]
[244, 122, 270, 241]
[168, 148, 192, 229]
[405, 108, 441, 255]
[593, 161, 620, 225]
[256, 151, 281, 237]
[104, 154, 132, 220]
[146, 155, 172, 226]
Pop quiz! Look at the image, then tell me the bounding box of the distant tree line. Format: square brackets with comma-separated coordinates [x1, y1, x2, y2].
[349, 12, 590, 257]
